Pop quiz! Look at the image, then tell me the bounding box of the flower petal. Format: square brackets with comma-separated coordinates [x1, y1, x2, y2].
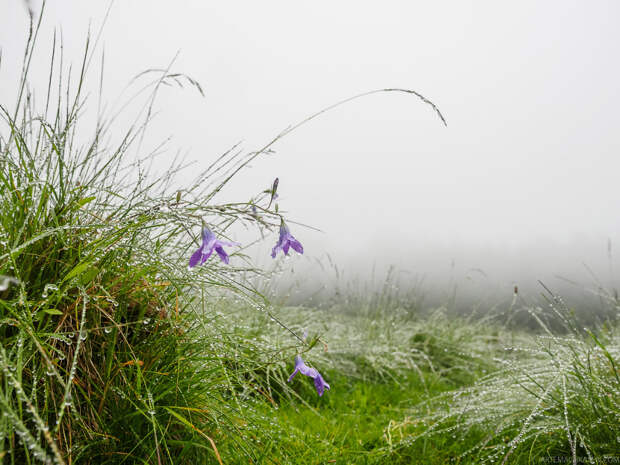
[218, 240, 240, 247]
[271, 243, 282, 258]
[289, 238, 303, 254]
[314, 374, 330, 397]
[283, 242, 290, 255]
[202, 226, 216, 244]
[189, 247, 203, 268]
[287, 368, 300, 383]
[215, 245, 230, 264]
[200, 247, 214, 264]
[294, 356, 319, 378]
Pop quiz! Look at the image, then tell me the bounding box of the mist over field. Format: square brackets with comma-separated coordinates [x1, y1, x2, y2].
[2, 1, 619, 308]
[264, 238, 618, 323]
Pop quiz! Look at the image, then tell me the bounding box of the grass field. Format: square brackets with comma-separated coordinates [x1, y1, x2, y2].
[1, 6, 618, 464]
[211, 303, 620, 464]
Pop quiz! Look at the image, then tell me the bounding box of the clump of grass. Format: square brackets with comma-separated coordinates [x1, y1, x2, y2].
[0, 6, 295, 464]
[388, 308, 620, 464]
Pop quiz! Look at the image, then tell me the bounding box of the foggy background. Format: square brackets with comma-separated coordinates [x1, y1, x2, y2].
[2, 1, 619, 310]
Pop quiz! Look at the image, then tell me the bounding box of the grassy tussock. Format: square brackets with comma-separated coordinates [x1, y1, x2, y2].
[384, 318, 620, 463]
[0, 7, 292, 464]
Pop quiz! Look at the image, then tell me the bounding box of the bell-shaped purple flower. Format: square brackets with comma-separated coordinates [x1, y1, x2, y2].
[189, 225, 239, 268]
[271, 222, 303, 258]
[288, 355, 330, 396]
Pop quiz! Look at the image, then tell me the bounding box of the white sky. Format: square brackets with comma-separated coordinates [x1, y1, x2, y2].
[2, 0, 620, 294]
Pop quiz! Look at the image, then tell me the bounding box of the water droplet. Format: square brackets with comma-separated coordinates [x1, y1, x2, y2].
[41, 283, 59, 298]
[0, 275, 20, 292]
[104, 327, 112, 334]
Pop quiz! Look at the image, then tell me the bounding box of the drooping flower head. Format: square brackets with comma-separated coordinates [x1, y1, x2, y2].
[267, 177, 279, 208]
[189, 225, 239, 268]
[288, 355, 330, 396]
[271, 222, 303, 258]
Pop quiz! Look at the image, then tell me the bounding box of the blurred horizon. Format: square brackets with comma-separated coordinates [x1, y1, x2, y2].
[1, 0, 619, 304]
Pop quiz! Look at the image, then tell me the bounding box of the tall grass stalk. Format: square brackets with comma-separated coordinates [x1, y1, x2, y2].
[0, 3, 447, 463]
[0, 4, 306, 463]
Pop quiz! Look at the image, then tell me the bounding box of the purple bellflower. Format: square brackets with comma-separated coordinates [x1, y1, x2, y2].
[288, 355, 330, 396]
[271, 222, 303, 258]
[189, 225, 239, 268]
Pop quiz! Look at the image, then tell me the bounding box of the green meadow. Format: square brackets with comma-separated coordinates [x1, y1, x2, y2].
[1, 6, 618, 464]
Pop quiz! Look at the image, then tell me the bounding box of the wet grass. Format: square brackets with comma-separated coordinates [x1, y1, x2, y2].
[1, 4, 618, 464]
[218, 304, 619, 465]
